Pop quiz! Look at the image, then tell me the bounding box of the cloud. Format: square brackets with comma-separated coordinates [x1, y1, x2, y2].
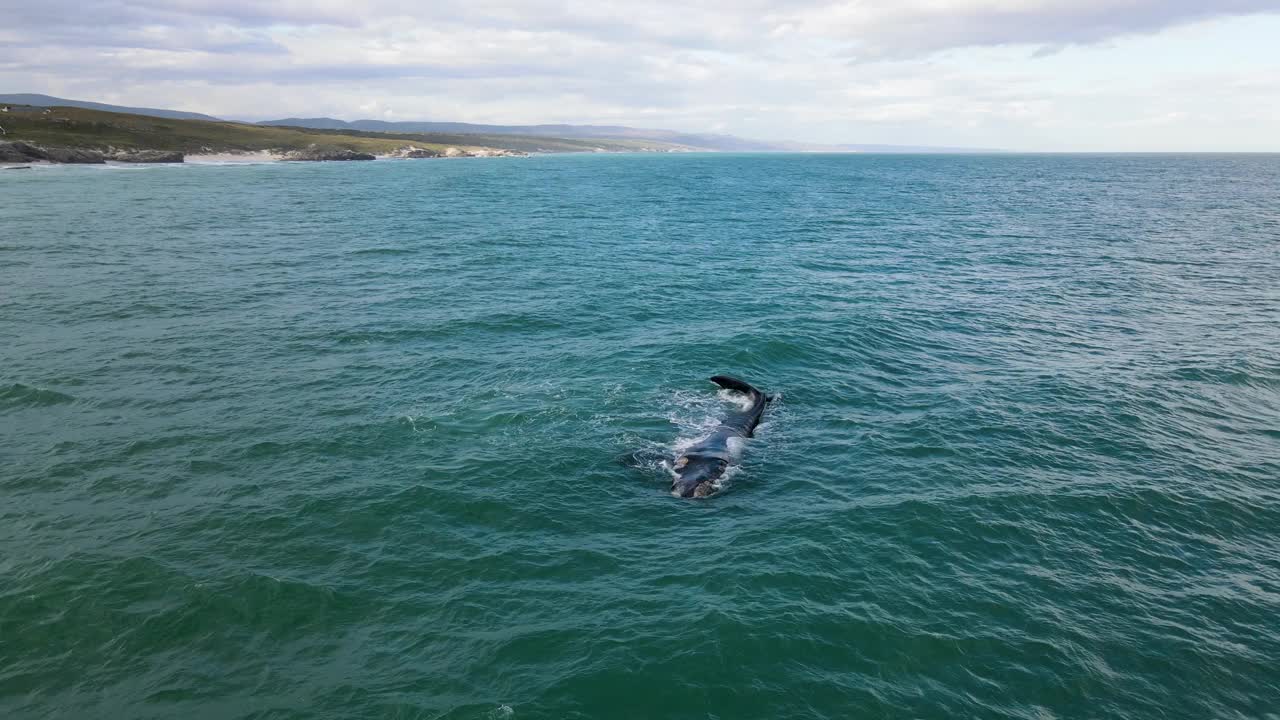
[7, 1, 1277, 60]
[1, 1, 1278, 149]
[784, 0, 1280, 59]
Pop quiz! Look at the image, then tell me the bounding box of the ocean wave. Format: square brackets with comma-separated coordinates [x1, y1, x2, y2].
[4, 153, 1279, 719]
[0, 382, 76, 409]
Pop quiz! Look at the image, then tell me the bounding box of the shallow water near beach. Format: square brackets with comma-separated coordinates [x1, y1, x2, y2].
[2, 153, 1279, 719]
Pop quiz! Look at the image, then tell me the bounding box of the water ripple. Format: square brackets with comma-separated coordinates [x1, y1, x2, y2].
[2, 154, 1279, 719]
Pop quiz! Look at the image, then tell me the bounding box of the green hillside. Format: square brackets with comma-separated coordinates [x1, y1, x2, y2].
[0, 105, 694, 155]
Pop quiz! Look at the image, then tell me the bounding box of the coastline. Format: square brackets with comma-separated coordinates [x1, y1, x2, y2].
[185, 150, 280, 164]
[2, 142, 532, 167]
[0, 104, 693, 166]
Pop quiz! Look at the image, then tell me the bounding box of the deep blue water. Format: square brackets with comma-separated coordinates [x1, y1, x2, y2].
[2, 154, 1279, 719]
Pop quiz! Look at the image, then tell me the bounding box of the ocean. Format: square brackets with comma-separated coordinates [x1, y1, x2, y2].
[2, 153, 1278, 719]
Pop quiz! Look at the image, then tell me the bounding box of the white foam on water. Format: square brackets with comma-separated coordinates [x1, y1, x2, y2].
[670, 433, 710, 454]
[3, 162, 59, 172]
[717, 388, 754, 411]
[664, 389, 727, 434]
[711, 462, 742, 491]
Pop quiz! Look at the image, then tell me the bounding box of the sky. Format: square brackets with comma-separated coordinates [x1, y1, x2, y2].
[3, 1, 1280, 151]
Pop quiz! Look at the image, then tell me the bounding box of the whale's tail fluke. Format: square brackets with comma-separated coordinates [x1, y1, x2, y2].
[709, 375, 763, 398]
[710, 375, 771, 437]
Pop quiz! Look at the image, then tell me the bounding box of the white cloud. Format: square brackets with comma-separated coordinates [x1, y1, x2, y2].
[2, 1, 1279, 149]
[782, 0, 1280, 58]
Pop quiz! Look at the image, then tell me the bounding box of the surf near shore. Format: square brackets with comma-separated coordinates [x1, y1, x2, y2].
[1, 141, 530, 167]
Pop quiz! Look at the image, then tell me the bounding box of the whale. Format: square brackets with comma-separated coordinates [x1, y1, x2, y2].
[669, 375, 773, 498]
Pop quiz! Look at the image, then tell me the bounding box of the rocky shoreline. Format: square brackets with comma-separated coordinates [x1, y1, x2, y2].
[1, 140, 529, 166]
[1, 141, 186, 164]
[280, 145, 376, 161]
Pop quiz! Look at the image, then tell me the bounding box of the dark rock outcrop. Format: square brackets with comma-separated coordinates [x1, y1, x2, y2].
[0, 141, 46, 162]
[40, 147, 105, 163]
[281, 145, 376, 162]
[111, 150, 185, 163]
[401, 148, 442, 158]
[1, 141, 104, 163]
[4, 165, 31, 170]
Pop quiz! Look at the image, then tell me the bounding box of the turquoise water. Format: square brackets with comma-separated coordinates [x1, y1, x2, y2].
[2, 154, 1279, 719]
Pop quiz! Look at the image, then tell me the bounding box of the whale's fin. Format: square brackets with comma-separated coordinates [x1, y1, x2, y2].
[709, 375, 762, 398]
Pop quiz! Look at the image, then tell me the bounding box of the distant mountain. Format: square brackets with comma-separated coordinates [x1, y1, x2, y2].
[0, 94, 222, 122]
[258, 117, 791, 152]
[258, 117, 1005, 153]
[834, 143, 1005, 153]
[1, 103, 702, 157]
[256, 117, 353, 131]
[2, 94, 1001, 153]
